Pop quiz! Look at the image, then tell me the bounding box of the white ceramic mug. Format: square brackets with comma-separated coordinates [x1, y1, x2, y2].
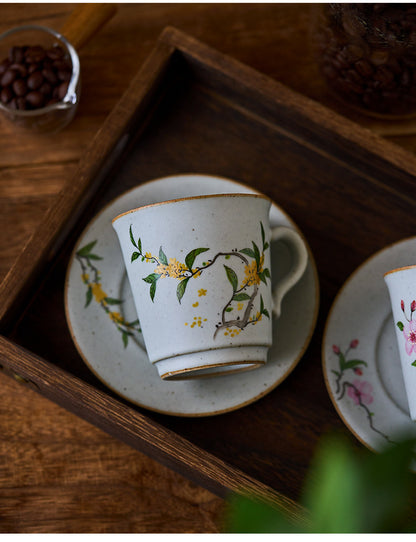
[112, 193, 308, 380]
[384, 265, 416, 420]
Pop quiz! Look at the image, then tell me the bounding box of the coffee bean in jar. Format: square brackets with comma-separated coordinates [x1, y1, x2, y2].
[0, 44, 72, 110]
[317, 3, 416, 117]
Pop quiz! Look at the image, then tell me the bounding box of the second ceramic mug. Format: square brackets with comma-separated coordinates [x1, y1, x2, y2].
[112, 193, 308, 380]
[384, 265, 416, 421]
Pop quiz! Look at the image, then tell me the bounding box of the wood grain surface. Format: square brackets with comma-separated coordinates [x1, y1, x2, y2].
[1, 3, 416, 534]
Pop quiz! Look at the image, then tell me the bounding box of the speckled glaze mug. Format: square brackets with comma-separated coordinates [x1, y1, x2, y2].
[112, 193, 308, 380]
[384, 265, 416, 421]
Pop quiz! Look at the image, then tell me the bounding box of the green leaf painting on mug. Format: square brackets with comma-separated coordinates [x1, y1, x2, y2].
[129, 222, 271, 338]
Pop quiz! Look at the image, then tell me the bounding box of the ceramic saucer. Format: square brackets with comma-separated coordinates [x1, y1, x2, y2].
[323, 237, 416, 450]
[65, 174, 319, 416]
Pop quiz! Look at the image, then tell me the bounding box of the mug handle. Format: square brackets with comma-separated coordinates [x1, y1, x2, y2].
[270, 226, 308, 318]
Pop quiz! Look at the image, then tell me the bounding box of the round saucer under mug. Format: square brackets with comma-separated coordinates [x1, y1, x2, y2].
[323, 236, 416, 451]
[65, 174, 319, 416]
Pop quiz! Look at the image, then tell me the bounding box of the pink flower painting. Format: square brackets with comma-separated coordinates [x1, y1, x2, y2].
[403, 320, 416, 356]
[347, 379, 374, 405]
[397, 300, 416, 363]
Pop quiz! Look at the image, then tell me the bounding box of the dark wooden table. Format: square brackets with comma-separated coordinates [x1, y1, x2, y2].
[1, 3, 416, 533]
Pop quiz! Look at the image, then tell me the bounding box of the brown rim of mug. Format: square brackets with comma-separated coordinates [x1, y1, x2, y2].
[159, 360, 265, 381]
[111, 192, 272, 224]
[384, 263, 416, 277]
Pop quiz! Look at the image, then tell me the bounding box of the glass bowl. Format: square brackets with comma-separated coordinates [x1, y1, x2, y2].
[0, 24, 80, 133]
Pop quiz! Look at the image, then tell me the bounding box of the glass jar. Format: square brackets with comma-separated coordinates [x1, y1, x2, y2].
[0, 25, 80, 133]
[318, 4, 416, 118]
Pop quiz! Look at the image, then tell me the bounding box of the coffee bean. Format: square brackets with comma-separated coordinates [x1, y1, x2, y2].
[0, 42, 73, 111]
[9, 62, 27, 78]
[39, 81, 52, 97]
[27, 63, 39, 74]
[58, 69, 71, 82]
[401, 68, 412, 87]
[355, 59, 374, 78]
[1, 68, 18, 87]
[46, 46, 65, 60]
[319, 4, 416, 115]
[27, 71, 44, 90]
[0, 59, 10, 75]
[25, 45, 46, 63]
[42, 67, 58, 85]
[57, 81, 69, 100]
[26, 90, 44, 108]
[12, 78, 27, 97]
[0, 86, 13, 104]
[9, 46, 24, 64]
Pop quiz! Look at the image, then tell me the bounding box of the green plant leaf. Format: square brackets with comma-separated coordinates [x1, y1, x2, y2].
[252, 241, 261, 266]
[262, 308, 270, 319]
[302, 435, 365, 533]
[159, 246, 168, 265]
[224, 434, 416, 534]
[258, 271, 268, 285]
[224, 265, 238, 292]
[85, 286, 93, 307]
[397, 321, 404, 331]
[129, 225, 137, 248]
[131, 252, 140, 262]
[240, 248, 256, 259]
[104, 297, 123, 305]
[339, 352, 346, 371]
[77, 240, 97, 257]
[122, 331, 128, 348]
[412, 360, 416, 367]
[185, 247, 209, 270]
[357, 437, 416, 532]
[343, 359, 368, 370]
[87, 254, 103, 261]
[149, 281, 157, 302]
[126, 319, 140, 327]
[143, 273, 160, 302]
[143, 273, 161, 284]
[232, 293, 251, 302]
[224, 493, 302, 533]
[225, 307, 233, 312]
[260, 221, 265, 247]
[177, 277, 190, 303]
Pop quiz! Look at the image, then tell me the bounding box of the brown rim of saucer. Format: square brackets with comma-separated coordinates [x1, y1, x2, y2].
[384, 263, 416, 277]
[111, 192, 272, 224]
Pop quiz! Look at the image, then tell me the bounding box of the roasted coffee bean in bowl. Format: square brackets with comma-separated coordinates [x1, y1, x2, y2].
[317, 4, 416, 118]
[0, 25, 80, 132]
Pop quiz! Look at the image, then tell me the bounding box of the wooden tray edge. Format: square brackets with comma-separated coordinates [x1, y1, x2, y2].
[0, 334, 306, 523]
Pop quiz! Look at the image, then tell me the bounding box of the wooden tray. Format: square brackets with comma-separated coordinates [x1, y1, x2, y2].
[1, 26, 416, 517]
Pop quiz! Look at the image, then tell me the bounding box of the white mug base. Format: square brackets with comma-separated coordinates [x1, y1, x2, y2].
[154, 345, 269, 380]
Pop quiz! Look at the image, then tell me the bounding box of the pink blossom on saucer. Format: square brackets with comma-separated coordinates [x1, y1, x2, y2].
[347, 379, 373, 405]
[403, 320, 416, 356]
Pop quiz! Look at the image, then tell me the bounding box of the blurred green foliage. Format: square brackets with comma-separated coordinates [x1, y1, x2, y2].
[224, 434, 416, 533]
